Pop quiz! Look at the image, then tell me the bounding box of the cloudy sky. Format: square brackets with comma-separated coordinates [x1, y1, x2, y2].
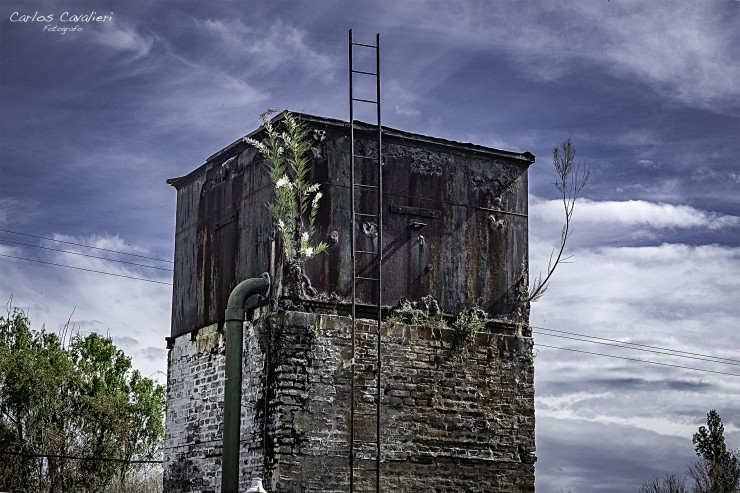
[1, 0, 738, 490]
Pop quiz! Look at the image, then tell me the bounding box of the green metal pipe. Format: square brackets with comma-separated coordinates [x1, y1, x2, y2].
[222, 273, 270, 493]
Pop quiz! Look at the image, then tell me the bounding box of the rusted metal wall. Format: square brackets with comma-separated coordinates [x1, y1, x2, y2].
[169, 114, 534, 338]
[169, 146, 274, 338]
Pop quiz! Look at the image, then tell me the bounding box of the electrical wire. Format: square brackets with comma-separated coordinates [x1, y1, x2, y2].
[0, 253, 172, 286]
[534, 343, 740, 378]
[0, 238, 173, 272]
[532, 327, 740, 367]
[2, 228, 737, 378]
[532, 325, 740, 365]
[0, 229, 173, 264]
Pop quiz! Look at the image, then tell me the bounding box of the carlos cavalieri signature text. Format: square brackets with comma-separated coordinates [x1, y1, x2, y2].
[9, 11, 114, 34]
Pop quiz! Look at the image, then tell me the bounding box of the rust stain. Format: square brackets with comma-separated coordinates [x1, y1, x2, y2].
[170, 114, 534, 336]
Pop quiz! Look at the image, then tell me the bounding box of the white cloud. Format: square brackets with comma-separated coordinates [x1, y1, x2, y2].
[530, 198, 740, 231]
[533, 247, 740, 426]
[595, 1, 739, 113]
[529, 195, 740, 489]
[385, 0, 740, 114]
[125, 17, 340, 136]
[0, 233, 171, 383]
[90, 19, 155, 59]
[51, 233, 151, 257]
[200, 18, 335, 79]
[536, 416, 696, 492]
[531, 240, 740, 489]
[693, 166, 740, 186]
[638, 159, 658, 169]
[0, 198, 39, 225]
[393, 104, 420, 118]
[382, 80, 425, 124]
[150, 62, 269, 133]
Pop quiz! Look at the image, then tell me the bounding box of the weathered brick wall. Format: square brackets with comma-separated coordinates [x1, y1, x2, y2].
[164, 308, 535, 492]
[164, 321, 267, 493]
[164, 323, 224, 492]
[266, 310, 535, 493]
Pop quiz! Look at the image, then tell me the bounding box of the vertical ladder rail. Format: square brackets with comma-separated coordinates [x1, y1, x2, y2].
[374, 32, 382, 493]
[348, 29, 382, 493]
[348, 28, 357, 493]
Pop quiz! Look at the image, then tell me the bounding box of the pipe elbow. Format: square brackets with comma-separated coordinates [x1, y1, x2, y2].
[225, 272, 270, 322]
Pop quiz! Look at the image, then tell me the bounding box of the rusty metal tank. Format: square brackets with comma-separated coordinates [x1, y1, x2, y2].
[168, 113, 534, 338]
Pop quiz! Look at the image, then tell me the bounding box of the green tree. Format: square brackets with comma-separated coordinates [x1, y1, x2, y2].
[119, 369, 165, 483]
[690, 410, 740, 493]
[0, 306, 74, 491]
[0, 304, 165, 492]
[694, 410, 731, 463]
[639, 410, 739, 493]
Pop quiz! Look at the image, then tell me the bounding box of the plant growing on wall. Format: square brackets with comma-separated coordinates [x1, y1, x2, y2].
[245, 109, 328, 263]
[451, 308, 486, 347]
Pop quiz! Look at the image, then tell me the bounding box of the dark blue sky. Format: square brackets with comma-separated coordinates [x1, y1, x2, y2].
[1, 1, 739, 491]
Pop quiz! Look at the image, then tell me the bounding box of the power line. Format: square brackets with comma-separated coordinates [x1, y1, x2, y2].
[532, 325, 740, 365]
[535, 343, 740, 378]
[0, 450, 162, 464]
[2, 230, 735, 378]
[0, 253, 172, 286]
[0, 229, 173, 264]
[532, 328, 740, 368]
[0, 238, 173, 272]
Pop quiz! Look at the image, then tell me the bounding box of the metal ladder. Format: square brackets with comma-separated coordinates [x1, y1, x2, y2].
[348, 29, 382, 493]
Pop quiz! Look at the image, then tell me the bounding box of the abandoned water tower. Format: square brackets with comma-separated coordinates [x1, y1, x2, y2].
[163, 113, 537, 493]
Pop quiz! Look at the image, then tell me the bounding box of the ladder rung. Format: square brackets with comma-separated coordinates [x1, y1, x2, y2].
[353, 452, 379, 459]
[351, 69, 377, 76]
[352, 97, 378, 104]
[353, 382, 379, 388]
[353, 380, 379, 387]
[355, 249, 379, 255]
[352, 42, 377, 48]
[356, 276, 379, 282]
[354, 184, 378, 190]
[354, 382, 378, 388]
[353, 458, 378, 464]
[354, 212, 378, 218]
[353, 385, 379, 393]
[353, 439, 379, 446]
[353, 155, 376, 160]
[352, 459, 379, 466]
[354, 410, 379, 417]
